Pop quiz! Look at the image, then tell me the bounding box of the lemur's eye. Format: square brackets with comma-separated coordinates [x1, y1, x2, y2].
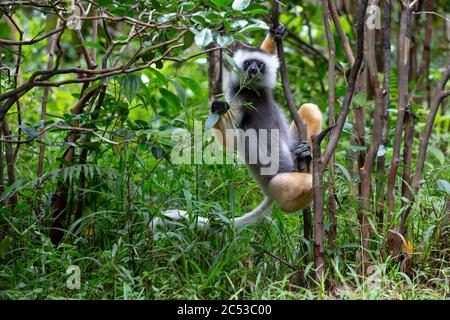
[258, 62, 264, 69]
[243, 61, 251, 69]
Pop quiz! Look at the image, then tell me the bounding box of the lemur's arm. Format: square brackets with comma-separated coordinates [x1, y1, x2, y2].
[211, 101, 233, 149]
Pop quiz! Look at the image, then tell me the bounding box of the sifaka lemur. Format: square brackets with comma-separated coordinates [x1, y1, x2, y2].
[151, 26, 322, 229]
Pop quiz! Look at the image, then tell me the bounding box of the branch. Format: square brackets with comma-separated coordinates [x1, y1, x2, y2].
[412, 63, 450, 189]
[0, 26, 64, 45]
[327, 0, 355, 66]
[321, 0, 369, 167]
[271, 1, 308, 172]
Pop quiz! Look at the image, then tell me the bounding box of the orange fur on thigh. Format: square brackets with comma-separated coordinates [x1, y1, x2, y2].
[289, 103, 322, 145]
[268, 172, 313, 213]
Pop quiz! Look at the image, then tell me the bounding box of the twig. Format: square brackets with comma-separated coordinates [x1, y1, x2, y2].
[327, 0, 355, 66]
[271, 1, 308, 173]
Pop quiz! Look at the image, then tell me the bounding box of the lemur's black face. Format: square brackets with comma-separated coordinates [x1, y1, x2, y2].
[243, 59, 265, 79]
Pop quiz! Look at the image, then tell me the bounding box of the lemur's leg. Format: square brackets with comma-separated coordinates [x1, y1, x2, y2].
[268, 172, 313, 212]
[268, 103, 322, 213]
[288, 103, 322, 145]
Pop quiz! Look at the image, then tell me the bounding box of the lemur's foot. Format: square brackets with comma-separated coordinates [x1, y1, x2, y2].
[294, 142, 312, 160]
[211, 100, 230, 115]
[270, 24, 287, 40]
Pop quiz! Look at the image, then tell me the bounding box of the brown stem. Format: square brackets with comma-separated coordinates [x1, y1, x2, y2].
[322, 0, 337, 247]
[321, 0, 368, 167]
[207, 43, 222, 103]
[387, 4, 412, 215]
[327, 0, 355, 66]
[357, 0, 388, 273]
[271, 1, 308, 173]
[376, 0, 391, 231]
[50, 87, 99, 244]
[37, 14, 59, 208]
[1, 120, 18, 207]
[312, 0, 368, 281]
[412, 63, 450, 190]
[312, 125, 335, 280]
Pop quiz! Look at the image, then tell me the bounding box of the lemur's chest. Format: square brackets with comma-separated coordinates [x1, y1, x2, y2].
[228, 88, 281, 131]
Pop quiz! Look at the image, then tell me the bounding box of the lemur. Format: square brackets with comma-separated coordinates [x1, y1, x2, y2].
[151, 26, 322, 229]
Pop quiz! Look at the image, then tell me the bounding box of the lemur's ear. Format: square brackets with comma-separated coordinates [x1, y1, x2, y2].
[260, 34, 276, 53]
[260, 24, 287, 54]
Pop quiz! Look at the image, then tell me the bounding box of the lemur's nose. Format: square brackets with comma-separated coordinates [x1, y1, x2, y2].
[248, 64, 259, 76]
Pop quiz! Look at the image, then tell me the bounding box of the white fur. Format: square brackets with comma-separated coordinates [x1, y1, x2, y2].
[150, 197, 274, 230]
[232, 50, 279, 89]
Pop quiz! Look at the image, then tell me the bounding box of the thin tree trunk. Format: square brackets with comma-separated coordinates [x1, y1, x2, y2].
[387, 3, 411, 216]
[1, 120, 18, 207]
[313, 0, 368, 280]
[376, 0, 391, 231]
[322, 0, 337, 246]
[37, 14, 59, 209]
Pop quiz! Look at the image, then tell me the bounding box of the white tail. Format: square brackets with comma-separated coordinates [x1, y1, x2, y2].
[150, 197, 274, 230]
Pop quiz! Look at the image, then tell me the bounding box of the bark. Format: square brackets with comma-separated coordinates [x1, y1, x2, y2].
[376, 0, 391, 231]
[1, 120, 18, 207]
[313, 0, 369, 280]
[207, 43, 222, 104]
[387, 4, 411, 215]
[322, 0, 337, 247]
[272, 1, 309, 173]
[327, 0, 355, 66]
[358, 0, 385, 273]
[412, 63, 450, 190]
[37, 14, 59, 208]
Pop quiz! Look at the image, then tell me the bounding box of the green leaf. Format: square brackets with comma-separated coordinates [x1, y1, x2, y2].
[179, 77, 202, 97]
[21, 125, 38, 138]
[195, 28, 213, 48]
[217, 35, 233, 46]
[159, 88, 180, 108]
[350, 145, 367, 152]
[211, 0, 226, 8]
[98, 0, 113, 6]
[80, 40, 104, 51]
[232, 0, 250, 10]
[437, 180, 450, 195]
[335, 163, 352, 183]
[231, 20, 248, 29]
[0, 236, 11, 257]
[183, 31, 195, 49]
[120, 73, 142, 102]
[171, 80, 186, 103]
[204, 113, 220, 130]
[240, 21, 268, 33]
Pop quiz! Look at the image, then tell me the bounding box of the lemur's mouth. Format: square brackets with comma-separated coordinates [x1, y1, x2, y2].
[246, 69, 261, 80]
[247, 63, 260, 79]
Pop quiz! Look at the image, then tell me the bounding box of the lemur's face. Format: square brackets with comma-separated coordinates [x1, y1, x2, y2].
[232, 50, 279, 89]
[243, 59, 265, 80]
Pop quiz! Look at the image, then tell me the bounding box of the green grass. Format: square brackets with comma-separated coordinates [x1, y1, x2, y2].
[0, 151, 448, 300]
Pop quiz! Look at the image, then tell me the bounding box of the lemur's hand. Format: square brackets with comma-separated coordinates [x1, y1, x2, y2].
[270, 24, 287, 40]
[294, 142, 312, 160]
[211, 100, 230, 115]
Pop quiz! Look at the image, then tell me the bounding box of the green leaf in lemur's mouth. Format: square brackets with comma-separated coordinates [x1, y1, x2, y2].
[242, 101, 257, 111]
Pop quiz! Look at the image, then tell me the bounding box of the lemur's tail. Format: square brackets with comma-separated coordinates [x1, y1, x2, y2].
[150, 197, 274, 230]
